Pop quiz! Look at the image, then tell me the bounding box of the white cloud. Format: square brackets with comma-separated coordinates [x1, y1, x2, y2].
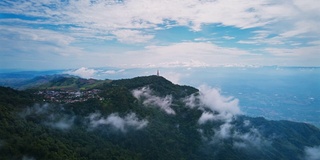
[1, 0, 320, 68]
[104, 69, 125, 74]
[194, 37, 216, 42]
[308, 41, 320, 45]
[22, 103, 51, 116]
[266, 46, 320, 57]
[112, 30, 154, 44]
[279, 1, 320, 38]
[232, 128, 269, 150]
[237, 40, 259, 45]
[45, 116, 75, 130]
[262, 46, 320, 66]
[243, 120, 251, 127]
[3, 0, 319, 40]
[183, 85, 241, 124]
[222, 36, 235, 40]
[21, 103, 75, 130]
[304, 146, 320, 160]
[183, 94, 198, 109]
[251, 30, 271, 40]
[0, 0, 271, 31]
[110, 42, 251, 68]
[159, 60, 211, 68]
[160, 71, 182, 84]
[132, 87, 175, 115]
[237, 30, 285, 46]
[213, 122, 233, 139]
[209, 120, 270, 150]
[0, 26, 83, 57]
[0, 26, 74, 46]
[199, 111, 235, 124]
[198, 85, 241, 116]
[87, 112, 148, 132]
[65, 67, 97, 79]
[198, 112, 215, 125]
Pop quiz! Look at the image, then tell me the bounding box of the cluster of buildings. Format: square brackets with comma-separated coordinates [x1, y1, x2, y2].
[36, 89, 103, 103]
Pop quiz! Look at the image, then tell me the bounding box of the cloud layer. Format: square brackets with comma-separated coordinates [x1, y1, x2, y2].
[65, 67, 97, 79]
[45, 116, 75, 130]
[87, 112, 148, 132]
[22, 103, 75, 130]
[198, 85, 241, 116]
[211, 121, 270, 150]
[2, 0, 319, 38]
[132, 87, 176, 115]
[182, 85, 269, 150]
[1, 0, 320, 69]
[184, 85, 241, 124]
[304, 145, 320, 160]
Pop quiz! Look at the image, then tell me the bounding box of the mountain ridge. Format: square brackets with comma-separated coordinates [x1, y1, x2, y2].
[0, 75, 319, 160]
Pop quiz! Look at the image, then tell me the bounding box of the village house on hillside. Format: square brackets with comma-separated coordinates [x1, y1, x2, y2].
[36, 89, 103, 103]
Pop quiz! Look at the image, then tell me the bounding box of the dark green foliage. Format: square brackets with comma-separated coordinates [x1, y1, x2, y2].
[112, 75, 198, 98]
[0, 86, 35, 107]
[0, 76, 320, 160]
[31, 75, 105, 91]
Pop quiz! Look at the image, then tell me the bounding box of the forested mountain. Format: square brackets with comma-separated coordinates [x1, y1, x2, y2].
[0, 75, 319, 160]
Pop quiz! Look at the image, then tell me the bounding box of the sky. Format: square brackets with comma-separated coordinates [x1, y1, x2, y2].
[0, 0, 320, 70]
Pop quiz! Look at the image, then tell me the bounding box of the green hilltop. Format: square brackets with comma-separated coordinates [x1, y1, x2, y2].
[0, 75, 319, 160]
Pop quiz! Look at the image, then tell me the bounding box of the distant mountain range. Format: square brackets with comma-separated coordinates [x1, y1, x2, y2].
[0, 70, 63, 89]
[0, 75, 319, 160]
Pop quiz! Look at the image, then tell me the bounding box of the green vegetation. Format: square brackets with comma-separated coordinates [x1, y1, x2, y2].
[111, 75, 198, 98]
[0, 75, 320, 160]
[29, 75, 106, 91]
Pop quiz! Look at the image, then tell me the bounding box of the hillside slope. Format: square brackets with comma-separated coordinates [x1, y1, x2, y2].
[0, 75, 319, 160]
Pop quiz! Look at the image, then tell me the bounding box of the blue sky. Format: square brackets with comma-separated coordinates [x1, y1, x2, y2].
[1, 0, 320, 70]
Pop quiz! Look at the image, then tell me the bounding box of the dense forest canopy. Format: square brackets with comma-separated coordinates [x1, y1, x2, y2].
[0, 75, 320, 160]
